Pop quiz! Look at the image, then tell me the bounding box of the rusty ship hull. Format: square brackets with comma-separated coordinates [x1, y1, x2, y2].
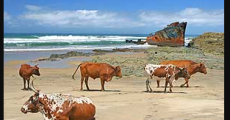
[146, 22, 187, 46]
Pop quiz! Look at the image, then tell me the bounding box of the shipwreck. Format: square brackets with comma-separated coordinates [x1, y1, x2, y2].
[126, 22, 187, 46]
[146, 22, 187, 46]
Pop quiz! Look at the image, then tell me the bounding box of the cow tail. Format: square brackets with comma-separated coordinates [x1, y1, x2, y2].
[72, 64, 81, 80]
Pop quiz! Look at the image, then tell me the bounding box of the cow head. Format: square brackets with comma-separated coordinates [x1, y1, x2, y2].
[199, 63, 207, 74]
[21, 79, 42, 114]
[115, 66, 122, 78]
[21, 92, 41, 114]
[32, 65, 40, 76]
[176, 67, 190, 79]
[144, 64, 153, 76]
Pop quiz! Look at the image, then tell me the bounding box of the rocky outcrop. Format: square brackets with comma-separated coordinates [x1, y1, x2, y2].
[188, 32, 224, 55]
[93, 48, 145, 53]
[32, 51, 93, 62]
[32, 48, 146, 62]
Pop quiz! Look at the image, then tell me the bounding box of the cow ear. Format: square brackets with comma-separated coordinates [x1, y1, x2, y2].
[116, 66, 120, 69]
[35, 64, 40, 69]
[116, 66, 121, 71]
[200, 63, 203, 67]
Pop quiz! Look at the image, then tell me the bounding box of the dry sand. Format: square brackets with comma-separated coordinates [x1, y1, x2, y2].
[4, 52, 224, 120]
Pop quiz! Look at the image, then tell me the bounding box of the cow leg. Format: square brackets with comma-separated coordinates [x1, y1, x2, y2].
[157, 79, 160, 88]
[169, 81, 173, 93]
[180, 78, 189, 87]
[148, 80, 153, 92]
[185, 78, 189, 87]
[168, 76, 175, 92]
[21, 78, 26, 90]
[146, 78, 152, 92]
[80, 77, 84, 91]
[164, 78, 169, 93]
[146, 78, 149, 92]
[149, 84, 153, 92]
[27, 78, 31, 90]
[85, 77, 90, 91]
[100, 79, 105, 91]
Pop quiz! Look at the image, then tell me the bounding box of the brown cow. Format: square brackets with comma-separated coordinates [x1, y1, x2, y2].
[159, 60, 207, 87]
[72, 62, 122, 91]
[19, 64, 40, 90]
[144, 64, 190, 93]
[21, 80, 96, 120]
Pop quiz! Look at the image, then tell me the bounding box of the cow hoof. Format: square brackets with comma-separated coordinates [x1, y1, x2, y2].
[80, 89, 83, 91]
[28, 88, 32, 91]
[21, 88, 26, 90]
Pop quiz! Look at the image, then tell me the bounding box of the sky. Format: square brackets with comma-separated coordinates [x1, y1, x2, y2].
[4, 0, 224, 34]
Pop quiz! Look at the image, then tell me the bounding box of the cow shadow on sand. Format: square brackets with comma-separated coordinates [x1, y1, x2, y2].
[142, 85, 202, 94]
[81, 89, 121, 92]
[143, 91, 187, 94]
[157, 85, 202, 88]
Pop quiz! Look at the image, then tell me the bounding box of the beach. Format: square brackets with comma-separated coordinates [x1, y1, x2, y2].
[4, 45, 224, 120]
[4, 0, 224, 119]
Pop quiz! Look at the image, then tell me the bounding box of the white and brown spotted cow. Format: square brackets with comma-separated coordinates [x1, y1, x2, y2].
[144, 64, 190, 93]
[21, 80, 96, 120]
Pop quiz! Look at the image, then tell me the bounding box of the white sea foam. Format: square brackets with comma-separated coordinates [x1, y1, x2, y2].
[4, 35, 194, 51]
[4, 35, 146, 43]
[4, 44, 153, 52]
[184, 37, 194, 46]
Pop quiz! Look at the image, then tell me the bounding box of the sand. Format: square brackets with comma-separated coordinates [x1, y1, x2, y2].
[4, 52, 224, 120]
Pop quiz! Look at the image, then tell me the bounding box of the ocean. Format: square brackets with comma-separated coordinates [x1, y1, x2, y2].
[4, 33, 198, 67]
[4, 33, 197, 52]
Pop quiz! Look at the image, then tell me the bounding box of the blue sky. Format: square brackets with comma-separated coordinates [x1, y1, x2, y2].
[4, 0, 224, 34]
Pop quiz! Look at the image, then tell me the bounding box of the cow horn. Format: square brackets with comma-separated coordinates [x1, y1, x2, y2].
[30, 78, 38, 93]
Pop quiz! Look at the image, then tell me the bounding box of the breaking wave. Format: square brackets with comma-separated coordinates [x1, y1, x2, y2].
[4, 34, 196, 52]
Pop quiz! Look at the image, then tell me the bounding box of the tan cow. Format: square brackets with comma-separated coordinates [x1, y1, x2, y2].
[72, 62, 122, 91]
[19, 64, 40, 90]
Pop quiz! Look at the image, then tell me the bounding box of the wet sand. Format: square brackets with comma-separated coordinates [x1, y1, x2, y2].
[4, 52, 224, 120]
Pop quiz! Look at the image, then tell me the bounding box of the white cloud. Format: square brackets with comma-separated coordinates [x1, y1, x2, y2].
[4, 11, 11, 21]
[21, 9, 144, 28]
[139, 8, 224, 27]
[4, 11, 18, 27]
[20, 7, 224, 29]
[25, 5, 41, 11]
